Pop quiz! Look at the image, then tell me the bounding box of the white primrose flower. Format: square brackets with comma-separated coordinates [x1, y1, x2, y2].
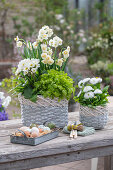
[32, 42, 38, 49]
[2, 96, 11, 108]
[84, 91, 94, 99]
[31, 68, 37, 73]
[41, 44, 47, 52]
[82, 78, 90, 84]
[90, 77, 102, 84]
[57, 58, 63, 67]
[90, 78, 98, 85]
[94, 89, 102, 94]
[16, 41, 22, 48]
[83, 86, 93, 93]
[16, 59, 40, 75]
[78, 80, 83, 88]
[14, 36, 19, 42]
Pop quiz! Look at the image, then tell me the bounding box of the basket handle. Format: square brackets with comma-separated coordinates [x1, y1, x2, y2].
[17, 129, 27, 138]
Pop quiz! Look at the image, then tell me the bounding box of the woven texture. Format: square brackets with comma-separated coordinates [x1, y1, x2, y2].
[18, 95, 68, 128]
[79, 105, 108, 129]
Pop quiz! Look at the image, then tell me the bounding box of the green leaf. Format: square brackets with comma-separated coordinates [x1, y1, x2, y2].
[30, 94, 37, 102]
[103, 85, 109, 92]
[23, 86, 33, 99]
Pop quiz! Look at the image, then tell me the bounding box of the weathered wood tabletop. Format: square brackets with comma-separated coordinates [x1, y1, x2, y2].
[0, 111, 113, 170]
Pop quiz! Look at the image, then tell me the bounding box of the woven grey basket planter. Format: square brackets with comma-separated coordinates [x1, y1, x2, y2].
[18, 94, 68, 128]
[79, 105, 108, 129]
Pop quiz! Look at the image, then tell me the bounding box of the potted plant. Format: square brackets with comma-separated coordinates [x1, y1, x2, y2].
[74, 77, 109, 129]
[0, 92, 11, 121]
[12, 26, 74, 127]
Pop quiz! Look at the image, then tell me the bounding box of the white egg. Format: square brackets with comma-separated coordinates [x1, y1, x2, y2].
[43, 127, 50, 131]
[31, 127, 39, 134]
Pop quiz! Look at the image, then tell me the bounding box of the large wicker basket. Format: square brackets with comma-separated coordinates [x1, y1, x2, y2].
[18, 94, 68, 128]
[79, 105, 108, 129]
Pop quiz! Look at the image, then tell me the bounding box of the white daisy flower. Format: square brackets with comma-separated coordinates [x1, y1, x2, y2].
[84, 92, 94, 99]
[83, 86, 93, 92]
[94, 89, 102, 94]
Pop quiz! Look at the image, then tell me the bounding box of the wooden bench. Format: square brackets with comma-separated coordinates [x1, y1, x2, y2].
[0, 112, 113, 170]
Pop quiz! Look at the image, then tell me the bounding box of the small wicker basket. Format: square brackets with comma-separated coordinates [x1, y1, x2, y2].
[18, 94, 68, 128]
[79, 105, 108, 129]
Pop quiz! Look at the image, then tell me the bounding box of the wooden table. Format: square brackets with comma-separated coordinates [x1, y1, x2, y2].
[0, 112, 113, 170]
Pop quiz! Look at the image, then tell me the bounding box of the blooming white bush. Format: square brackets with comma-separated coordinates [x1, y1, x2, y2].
[0, 92, 11, 108]
[13, 25, 71, 102]
[74, 77, 109, 108]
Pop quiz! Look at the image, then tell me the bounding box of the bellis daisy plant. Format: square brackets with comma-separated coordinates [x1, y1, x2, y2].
[12, 26, 74, 102]
[74, 77, 109, 108]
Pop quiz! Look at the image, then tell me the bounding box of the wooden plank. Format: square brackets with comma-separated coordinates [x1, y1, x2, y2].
[1, 145, 113, 170]
[104, 155, 113, 170]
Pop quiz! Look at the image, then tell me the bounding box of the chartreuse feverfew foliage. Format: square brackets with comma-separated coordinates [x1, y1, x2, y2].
[34, 70, 75, 100]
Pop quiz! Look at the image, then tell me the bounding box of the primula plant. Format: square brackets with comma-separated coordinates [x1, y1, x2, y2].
[74, 77, 109, 108]
[13, 25, 74, 102]
[0, 92, 11, 121]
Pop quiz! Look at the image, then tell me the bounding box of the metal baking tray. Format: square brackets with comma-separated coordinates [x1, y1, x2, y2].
[10, 131, 59, 146]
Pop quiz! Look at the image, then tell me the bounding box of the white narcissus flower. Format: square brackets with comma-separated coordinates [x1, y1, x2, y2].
[83, 86, 93, 92]
[62, 50, 69, 59]
[32, 42, 38, 49]
[57, 58, 63, 67]
[49, 39, 54, 46]
[84, 92, 94, 99]
[53, 36, 62, 46]
[47, 59, 54, 65]
[48, 28, 53, 37]
[67, 46, 70, 52]
[94, 89, 102, 94]
[16, 41, 22, 47]
[42, 59, 48, 64]
[41, 44, 47, 52]
[47, 49, 53, 56]
[41, 53, 47, 59]
[14, 36, 19, 41]
[2, 96, 11, 108]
